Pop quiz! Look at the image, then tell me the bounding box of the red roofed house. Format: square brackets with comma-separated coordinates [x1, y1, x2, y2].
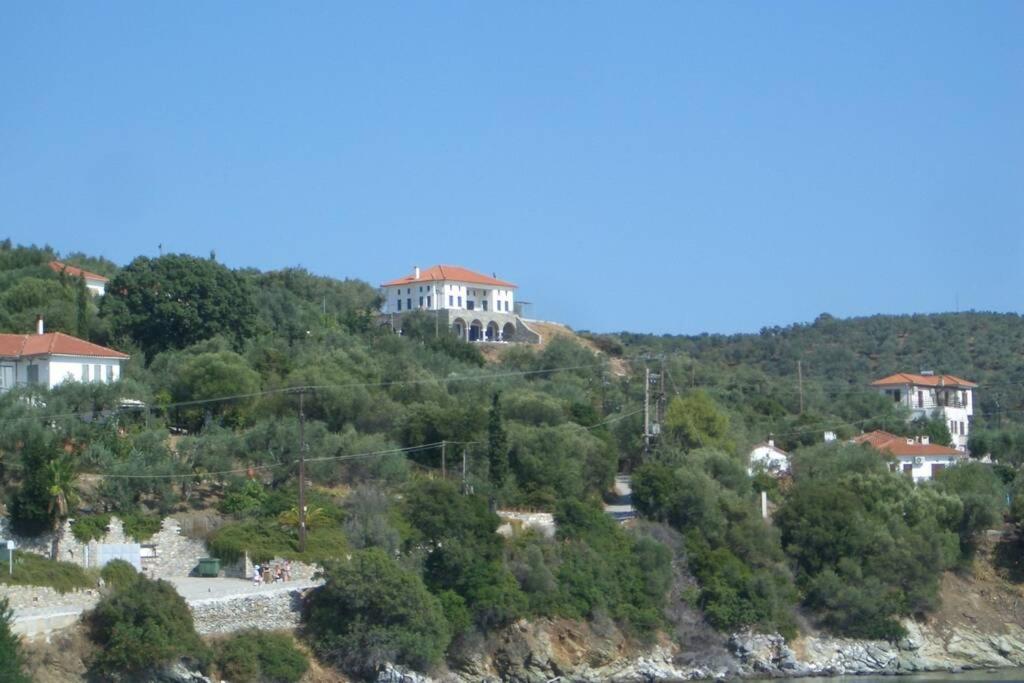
[853, 430, 965, 482]
[871, 372, 976, 452]
[0, 317, 128, 392]
[380, 265, 539, 343]
[49, 261, 109, 296]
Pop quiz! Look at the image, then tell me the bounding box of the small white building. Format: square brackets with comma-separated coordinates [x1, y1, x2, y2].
[853, 430, 964, 483]
[871, 372, 976, 452]
[49, 261, 110, 296]
[748, 439, 790, 477]
[0, 318, 128, 391]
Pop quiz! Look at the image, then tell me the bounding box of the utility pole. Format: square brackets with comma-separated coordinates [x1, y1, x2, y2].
[441, 440, 447, 480]
[461, 447, 468, 494]
[658, 358, 666, 426]
[643, 367, 651, 451]
[797, 360, 804, 415]
[297, 389, 307, 553]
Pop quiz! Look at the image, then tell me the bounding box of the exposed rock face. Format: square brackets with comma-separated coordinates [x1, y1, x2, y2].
[447, 617, 734, 682]
[730, 619, 1024, 677]
[126, 661, 213, 683]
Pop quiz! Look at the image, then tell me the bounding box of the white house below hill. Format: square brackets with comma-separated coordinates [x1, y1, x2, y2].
[871, 372, 976, 452]
[0, 318, 128, 391]
[853, 430, 964, 483]
[748, 439, 790, 476]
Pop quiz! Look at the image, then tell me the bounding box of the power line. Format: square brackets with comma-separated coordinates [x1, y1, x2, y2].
[93, 442, 448, 479]
[0, 362, 606, 427]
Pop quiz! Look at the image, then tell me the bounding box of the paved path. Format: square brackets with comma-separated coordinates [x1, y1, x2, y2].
[11, 576, 320, 638]
[604, 474, 637, 522]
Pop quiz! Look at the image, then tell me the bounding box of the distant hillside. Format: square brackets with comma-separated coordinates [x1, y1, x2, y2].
[604, 311, 1024, 436]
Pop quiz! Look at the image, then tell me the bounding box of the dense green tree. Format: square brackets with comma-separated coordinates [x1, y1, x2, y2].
[102, 254, 259, 358]
[305, 549, 451, 677]
[776, 444, 962, 638]
[212, 631, 309, 683]
[87, 575, 206, 676]
[932, 462, 1006, 561]
[663, 391, 733, 452]
[487, 392, 509, 498]
[0, 598, 29, 682]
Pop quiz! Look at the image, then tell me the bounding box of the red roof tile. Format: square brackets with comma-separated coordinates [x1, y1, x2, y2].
[49, 261, 110, 283]
[382, 265, 516, 288]
[871, 373, 976, 388]
[853, 430, 963, 457]
[0, 333, 128, 359]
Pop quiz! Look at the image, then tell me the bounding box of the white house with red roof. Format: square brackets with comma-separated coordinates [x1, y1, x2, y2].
[0, 318, 128, 391]
[49, 261, 109, 296]
[380, 265, 539, 343]
[871, 372, 976, 451]
[853, 429, 965, 482]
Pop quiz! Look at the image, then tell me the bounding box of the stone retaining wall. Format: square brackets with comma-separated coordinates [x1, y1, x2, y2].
[1, 584, 100, 611]
[2, 515, 208, 579]
[189, 587, 309, 635]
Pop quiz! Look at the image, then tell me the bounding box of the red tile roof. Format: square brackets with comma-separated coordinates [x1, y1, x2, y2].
[0, 333, 128, 359]
[853, 430, 963, 457]
[49, 261, 109, 283]
[871, 373, 976, 388]
[382, 265, 516, 288]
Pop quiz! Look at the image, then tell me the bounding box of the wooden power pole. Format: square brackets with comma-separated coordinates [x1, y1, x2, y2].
[441, 440, 447, 480]
[643, 367, 651, 451]
[797, 360, 804, 414]
[297, 389, 307, 553]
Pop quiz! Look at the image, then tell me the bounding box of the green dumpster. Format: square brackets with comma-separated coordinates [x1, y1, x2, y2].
[197, 558, 220, 577]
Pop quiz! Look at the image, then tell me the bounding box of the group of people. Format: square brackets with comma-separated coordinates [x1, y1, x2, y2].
[251, 560, 292, 585]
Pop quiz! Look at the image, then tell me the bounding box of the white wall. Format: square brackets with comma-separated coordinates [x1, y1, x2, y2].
[878, 383, 974, 451]
[46, 356, 122, 388]
[381, 281, 515, 313]
[748, 446, 790, 476]
[890, 455, 962, 483]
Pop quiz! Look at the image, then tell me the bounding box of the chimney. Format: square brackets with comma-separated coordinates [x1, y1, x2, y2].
[35, 315, 44, 335]
[768, 436, 775, 448]
[921, 435, 930, 445]
[413, 266, 420, 280]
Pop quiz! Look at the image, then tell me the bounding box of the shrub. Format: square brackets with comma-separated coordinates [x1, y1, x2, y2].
[0, 553, 95, 593]
[0, 597, 29, 682]
[121, 513, 163, 541]
[87, 575, 207, 675]
[208, 518, 347, 565]
[71, 514, 111, 543]
[213, 631, 308, 683]
[305, 548, 451, 677]
[100, 559, 139, 590]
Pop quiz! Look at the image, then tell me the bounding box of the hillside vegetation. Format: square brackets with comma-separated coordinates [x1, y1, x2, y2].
[1, 240, 1023, 679]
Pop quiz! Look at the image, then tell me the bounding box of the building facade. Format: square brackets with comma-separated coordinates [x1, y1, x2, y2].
[380, 265, 539, 343]
[747, 439, 790, 477]
[853, 430, 965, 483]
[0, 319, 128, 391]
[871, 372, 976, 451]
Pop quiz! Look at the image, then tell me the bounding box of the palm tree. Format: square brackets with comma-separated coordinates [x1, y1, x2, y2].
[278, 505, 330, 532]
[46, 455, 79, 560]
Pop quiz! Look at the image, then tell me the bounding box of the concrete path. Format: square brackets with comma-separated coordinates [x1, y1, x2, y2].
[604, 474, 637, 522]
[11, 576, 321, 638]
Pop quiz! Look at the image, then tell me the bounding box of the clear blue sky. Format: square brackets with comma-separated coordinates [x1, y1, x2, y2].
[2, 3, 1021, 334]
